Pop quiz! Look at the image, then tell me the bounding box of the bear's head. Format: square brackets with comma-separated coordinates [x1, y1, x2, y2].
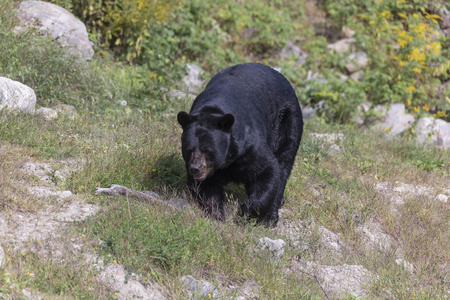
[177, 111, 235, 181]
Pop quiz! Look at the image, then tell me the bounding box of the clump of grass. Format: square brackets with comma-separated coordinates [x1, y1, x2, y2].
[0, 248, 110, 298]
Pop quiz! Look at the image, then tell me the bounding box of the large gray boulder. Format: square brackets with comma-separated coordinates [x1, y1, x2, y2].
[374, 103, 415, 136]
[416, 117, 450, 149]
[16, 1, 94, 60]
[0, 77, 36, 113]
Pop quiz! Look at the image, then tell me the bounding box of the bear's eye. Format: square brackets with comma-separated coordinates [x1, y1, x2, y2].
[200, 147, 211, 155]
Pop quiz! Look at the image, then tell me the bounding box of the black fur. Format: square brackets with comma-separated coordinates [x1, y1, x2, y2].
[177, 63, 303, 226]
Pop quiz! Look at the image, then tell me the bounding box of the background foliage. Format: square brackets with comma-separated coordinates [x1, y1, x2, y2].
[2, 0, 450, 121]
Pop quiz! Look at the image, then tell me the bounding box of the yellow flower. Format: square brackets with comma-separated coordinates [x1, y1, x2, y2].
[412, 67, 421, 73]
[422, 104, 430, 112]
[407, 98, 411, 106]
[406, 86, 415, 93]
[397, 12, 406, 18]
[413, 106, 420, 113]
[369, 20, 375, 24]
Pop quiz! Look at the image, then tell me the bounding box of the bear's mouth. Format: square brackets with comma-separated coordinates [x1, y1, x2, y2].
[193, 173, 207, 181]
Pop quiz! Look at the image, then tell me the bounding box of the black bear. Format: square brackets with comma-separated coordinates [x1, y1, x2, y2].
[177, 63, 303, 226]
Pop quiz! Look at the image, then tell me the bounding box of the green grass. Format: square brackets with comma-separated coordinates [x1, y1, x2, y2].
[1, 0, 449, 298]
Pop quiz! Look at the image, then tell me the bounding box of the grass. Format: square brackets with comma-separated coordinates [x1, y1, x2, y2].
[1, 105, 449, 298]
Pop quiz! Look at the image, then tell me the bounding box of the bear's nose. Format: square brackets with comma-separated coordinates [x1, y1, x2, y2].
[189, 164, 201, 175]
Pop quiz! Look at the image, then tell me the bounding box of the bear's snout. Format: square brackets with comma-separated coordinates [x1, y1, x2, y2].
[189, 151, 210, 181]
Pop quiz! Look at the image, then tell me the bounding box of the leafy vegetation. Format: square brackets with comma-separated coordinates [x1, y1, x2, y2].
[0, 0, 449, 298]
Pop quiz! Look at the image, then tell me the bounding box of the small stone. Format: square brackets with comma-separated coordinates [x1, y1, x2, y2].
[0, 246, 5, 267]
[51, 104, 78, 119]
[59, 191, 73, 199]
[258, 237, 285, 258]
[436, 194, 448, 203]
[345, 52, 369, 73]
[181, 275, 218, 298]
[395, 259, 414, 274]
[327, 38, 356, 53]
[328, 144, 342, 156]
[342, 26, 356, 38]
[36, 107, 58, 121]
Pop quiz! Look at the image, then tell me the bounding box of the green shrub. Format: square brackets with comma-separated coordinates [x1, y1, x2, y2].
[321, 0, 449, 119]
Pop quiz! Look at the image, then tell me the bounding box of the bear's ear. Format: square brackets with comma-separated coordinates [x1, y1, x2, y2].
[218, 113, 235, 131]
[177, 111, 191, 128]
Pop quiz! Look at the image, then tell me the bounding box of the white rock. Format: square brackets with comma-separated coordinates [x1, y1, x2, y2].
[36, 107, 58, 120]
[16, 1, 94, 60]
[0, 216, 7, 236]
[395, 259, 414, 274]
[100, 263, 166, 300]
[416, 117, 450, 149]
[181, 275, 218, 298]
[345, 52, 369, 73]
[328, 144, 342, 156]
[327, 38, 356, 53]
[350, 70, 364, 81]
[258, 237, 285, 257]
[342, 26, 356, 38]
[51, 104, 78, 119]
[310, 133, 345, 144]
[183, 64, 204, 92]
[0, 77, 36, 113]
[298, 261, 372, 298]
[0, 246, 5, 267]
[374, 103, 415, 136]
[319, 226, 344, 253]
[436, 194, 448, 203]
[360, 220, 392, 252]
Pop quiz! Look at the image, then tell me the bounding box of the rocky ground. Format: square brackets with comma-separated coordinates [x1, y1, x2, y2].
[1, 132, 448, 299]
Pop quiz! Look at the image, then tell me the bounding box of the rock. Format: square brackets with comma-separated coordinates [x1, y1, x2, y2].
[360, 220, 392, 252]
[297, 261, 372, 298]
[395, 259, 414, 274]
[342, 26, 356, 38]
[319, 226, 344, 253]
[36, 107, 58, 121]
[327, 144, 342, 156]
[234, 279, 260, 300]
[16, 1, 94, 60]
[0, 216, 8, 236]
[258, 237, 285, 258]
[416, 117, 450, 149]
[51, 104, 78, 119]
[439, 6, 450, 37]
[301, 105, 317, 120]
[349, 70, 364, 81]
[181, 275, 218, 298]
[354, 102, 372, 125]
[310, 133, 345, 144]
[0, 246, 4, 267]
[100, 263, 166, 300]
[167, 198, 190, 210]
[279, 40, 308, 65]
[0, 77, 36, 113]
[327, 38, 356, 53]
[374, 103, 415, 136]
[436, 194, 448, 203]
[183, 64, 204, 92]
[168, 89, 196, 101]
[345, 52, 369, 73]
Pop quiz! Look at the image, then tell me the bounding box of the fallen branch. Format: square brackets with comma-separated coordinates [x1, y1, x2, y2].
[95, 184, 190, 210]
